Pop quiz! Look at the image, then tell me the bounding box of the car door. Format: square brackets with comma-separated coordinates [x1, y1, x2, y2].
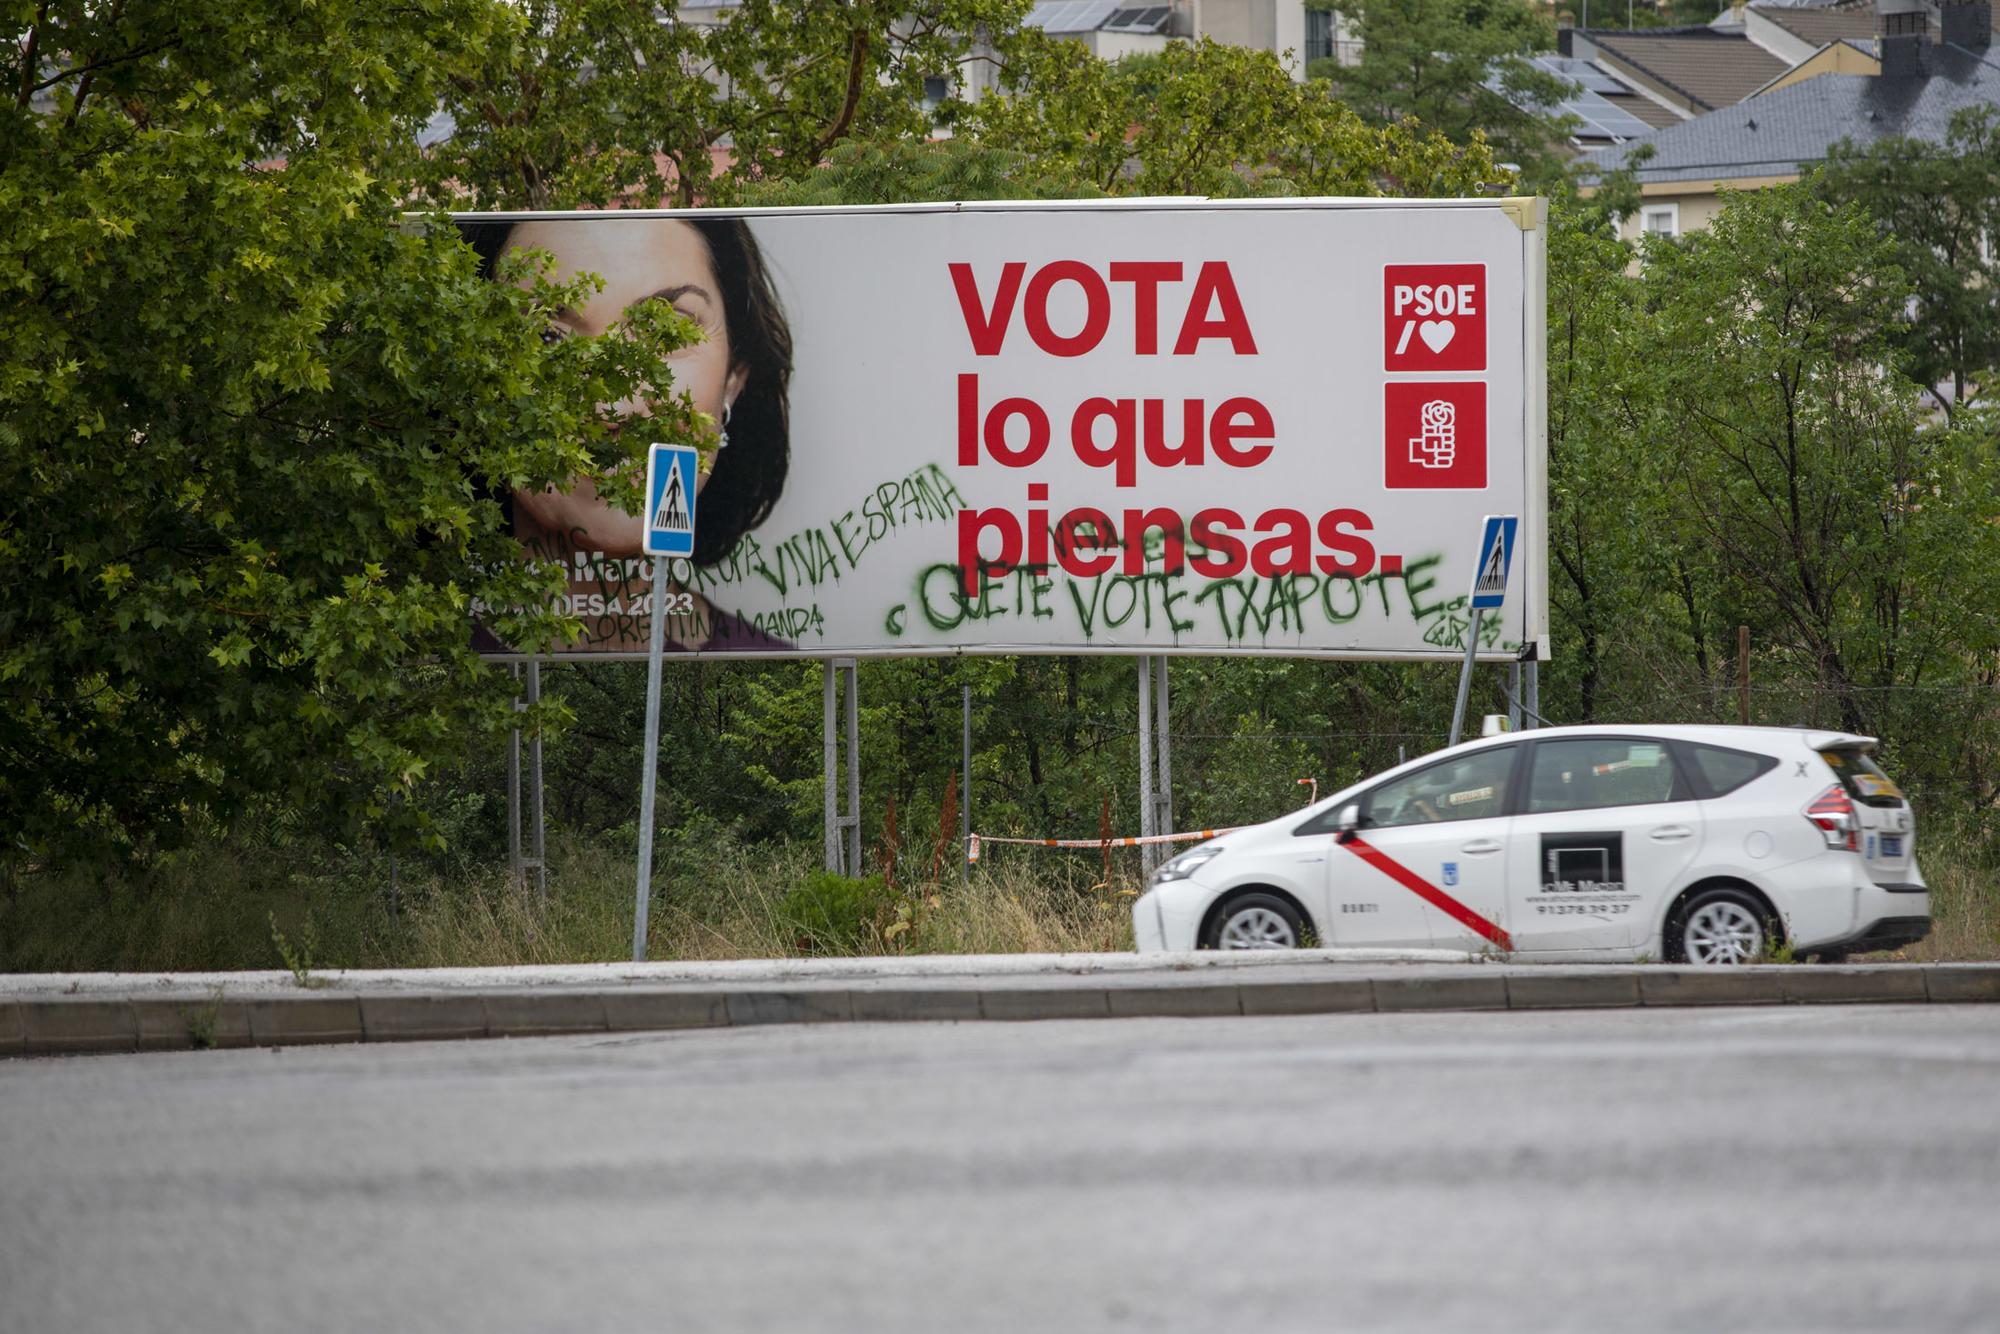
[1506, 735, 1704, 956]
[1327, 744, 1521, 951]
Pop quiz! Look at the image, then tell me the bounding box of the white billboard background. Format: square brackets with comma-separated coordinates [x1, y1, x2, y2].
[484, 198, 1547, 661]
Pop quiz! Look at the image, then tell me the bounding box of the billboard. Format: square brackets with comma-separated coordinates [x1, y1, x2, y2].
[458, 197, 1548, 661]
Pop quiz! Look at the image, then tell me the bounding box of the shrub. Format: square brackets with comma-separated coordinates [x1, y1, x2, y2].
[777, 871, 895, 955]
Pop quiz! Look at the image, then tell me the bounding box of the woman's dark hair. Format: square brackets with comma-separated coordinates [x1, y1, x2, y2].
[458, 215, 793, 568]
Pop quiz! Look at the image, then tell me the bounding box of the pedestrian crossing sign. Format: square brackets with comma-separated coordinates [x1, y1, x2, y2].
[643, 443, 699, 558]
[1469, 514, 1518, 609]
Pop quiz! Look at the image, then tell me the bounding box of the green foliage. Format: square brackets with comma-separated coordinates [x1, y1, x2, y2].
[1312, 0, 1574, 182]
[1815, 107, 2000, 422]
[1, 3, 705, 858]
[267, 910, 327, 988]
[971, 36, 1514, 199]
[408, 0, 1041, 210]
[777, 870, 895, 954]
[1642, 186, 1950, 725]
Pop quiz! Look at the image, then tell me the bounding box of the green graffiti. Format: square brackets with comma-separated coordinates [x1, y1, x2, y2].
[890, 549, 1513, 652]
[913, 562, 1059, 632]
[698, 462, 963, 599]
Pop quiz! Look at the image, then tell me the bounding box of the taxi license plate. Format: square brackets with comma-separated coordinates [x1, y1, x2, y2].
[1879, 835, 1903, 858]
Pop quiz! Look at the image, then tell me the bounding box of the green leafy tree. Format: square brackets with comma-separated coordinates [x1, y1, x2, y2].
[408, 0, 1039, 209]
[1542, 189, 1663, 721]
[970, 35, 1512, 199]
[1, 2, 703, 858]
[1815, 107, 2000, 424]
[1313, 0, 1573, 181]
[1640, 186, 2000, 753]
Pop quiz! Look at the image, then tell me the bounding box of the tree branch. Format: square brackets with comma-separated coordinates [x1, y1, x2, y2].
[809, 25, 871, 162]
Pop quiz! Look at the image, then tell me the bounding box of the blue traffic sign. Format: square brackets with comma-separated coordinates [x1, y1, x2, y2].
[1468, 514, 1518, 610]
[643, 443, 699, 558]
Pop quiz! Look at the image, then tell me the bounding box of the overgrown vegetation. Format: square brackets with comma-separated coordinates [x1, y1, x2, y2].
[0, 826, 1135, 972]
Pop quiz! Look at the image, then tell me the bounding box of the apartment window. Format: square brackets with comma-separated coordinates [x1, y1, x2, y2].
[1305, 8, 1335, 62]
[1640, 203, 1680, 239]
[922, 75, 951, 110]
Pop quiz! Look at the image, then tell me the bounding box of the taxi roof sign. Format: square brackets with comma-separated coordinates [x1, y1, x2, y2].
[1469, 514, 1518, 610]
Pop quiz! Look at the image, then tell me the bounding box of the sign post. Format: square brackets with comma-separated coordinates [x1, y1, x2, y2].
[633, 443, 699, 962]
[1449, 514, 1518, 748]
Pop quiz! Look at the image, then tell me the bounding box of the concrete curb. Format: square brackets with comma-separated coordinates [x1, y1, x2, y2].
[6, 963, 1996, 1058]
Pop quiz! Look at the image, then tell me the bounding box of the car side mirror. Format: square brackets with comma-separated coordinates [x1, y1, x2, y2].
[1333, 803, 1362, 841]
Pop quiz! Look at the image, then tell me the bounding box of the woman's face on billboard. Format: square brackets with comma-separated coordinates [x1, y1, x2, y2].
[507, 218, 746, 553]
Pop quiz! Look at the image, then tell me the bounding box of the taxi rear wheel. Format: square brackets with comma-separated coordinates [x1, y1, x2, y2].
[1204, 892, 1303, 951]
[1669, 887, 1777, 965]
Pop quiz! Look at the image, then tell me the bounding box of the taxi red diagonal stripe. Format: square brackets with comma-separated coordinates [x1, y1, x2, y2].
[1340, 834, 1514, 951]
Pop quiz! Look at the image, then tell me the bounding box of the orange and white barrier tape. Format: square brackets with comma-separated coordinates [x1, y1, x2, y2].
[967, 828, 1239, 861]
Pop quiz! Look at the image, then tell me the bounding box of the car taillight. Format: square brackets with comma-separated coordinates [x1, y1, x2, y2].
[1805, 784, 1858, 852]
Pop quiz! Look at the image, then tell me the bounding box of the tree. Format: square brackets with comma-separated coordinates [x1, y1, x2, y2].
[1815, 107, 2000, 424]
[408, 0, 1039, 210]
[1312, 0, 1574, 181]
[1542, 187, 1667, 722]
[969, 36, 1513, 199]
[1639, 186, 2000, 755]
[1, 2, 701, 857]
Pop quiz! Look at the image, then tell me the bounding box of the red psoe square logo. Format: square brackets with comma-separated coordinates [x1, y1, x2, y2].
[1385, 382, 1487, 490]
[1384, 264, 1487, 372]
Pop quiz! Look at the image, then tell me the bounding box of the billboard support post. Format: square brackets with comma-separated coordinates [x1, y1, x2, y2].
[527, 657, 546, 904]
[1152, 657, 1173, 860]
[823, 660, 861, 875]
[844, 662, 860, 877]
[1507, 661, 1522, 733]
[822, 664, 838, 871]
[505, 664, 545, 897]
[1137, 658, 1156, 875]
[1525, 660, 1540, 730]
[1448, 609, 1484, 749]
[1135, 657, 1176, 878]
[507, 662, 522, 887]
[961, 683, 972, 886]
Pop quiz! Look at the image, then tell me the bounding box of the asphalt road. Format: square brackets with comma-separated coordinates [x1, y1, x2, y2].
[4, 1006, 1998, 1333]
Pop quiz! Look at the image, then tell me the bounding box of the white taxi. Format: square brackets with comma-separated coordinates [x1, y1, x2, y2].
[1133, 725, 1929, 964]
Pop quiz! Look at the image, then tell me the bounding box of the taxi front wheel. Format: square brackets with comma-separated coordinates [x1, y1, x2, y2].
[1668, 887, 1778, 965]
[1204, 892, 1303, 950]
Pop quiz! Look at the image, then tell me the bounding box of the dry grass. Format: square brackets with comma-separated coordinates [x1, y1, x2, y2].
[1860, 834, 1999, 963]
[398, 842, 1134, 965]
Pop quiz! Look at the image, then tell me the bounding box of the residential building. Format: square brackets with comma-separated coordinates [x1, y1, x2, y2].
[1581, 0, 1999, 242]
[1021, 0, 1325, 77]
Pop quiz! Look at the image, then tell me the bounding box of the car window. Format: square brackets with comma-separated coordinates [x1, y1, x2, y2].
[1527, 738, 1683, 814]
[1685, 743, 1779, 797]
[1821, 746, 1904, 807]
[1364, 747, 1515, 828]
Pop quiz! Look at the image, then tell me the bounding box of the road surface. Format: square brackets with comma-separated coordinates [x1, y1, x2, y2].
[4, 1005, 1998, 1332]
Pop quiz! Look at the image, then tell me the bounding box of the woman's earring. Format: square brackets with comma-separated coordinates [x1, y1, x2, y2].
[718, 404, 732, 451]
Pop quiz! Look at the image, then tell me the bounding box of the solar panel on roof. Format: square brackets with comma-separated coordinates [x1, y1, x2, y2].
[1103, 4, 1171, 30]
[1025, 0, 1119, 32]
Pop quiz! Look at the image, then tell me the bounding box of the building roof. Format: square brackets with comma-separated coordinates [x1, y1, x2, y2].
[1513, 54, 1682, 145]
[1581, 26, 1792, 111]
[1748, 1, 1882, 46]
[1582, 41, 2000, 183]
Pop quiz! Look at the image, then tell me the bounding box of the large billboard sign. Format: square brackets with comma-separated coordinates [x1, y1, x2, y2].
[458, 197, 1548, 661]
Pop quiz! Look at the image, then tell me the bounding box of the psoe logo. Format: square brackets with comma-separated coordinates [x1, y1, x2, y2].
[1384, 381, 1487, 490]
